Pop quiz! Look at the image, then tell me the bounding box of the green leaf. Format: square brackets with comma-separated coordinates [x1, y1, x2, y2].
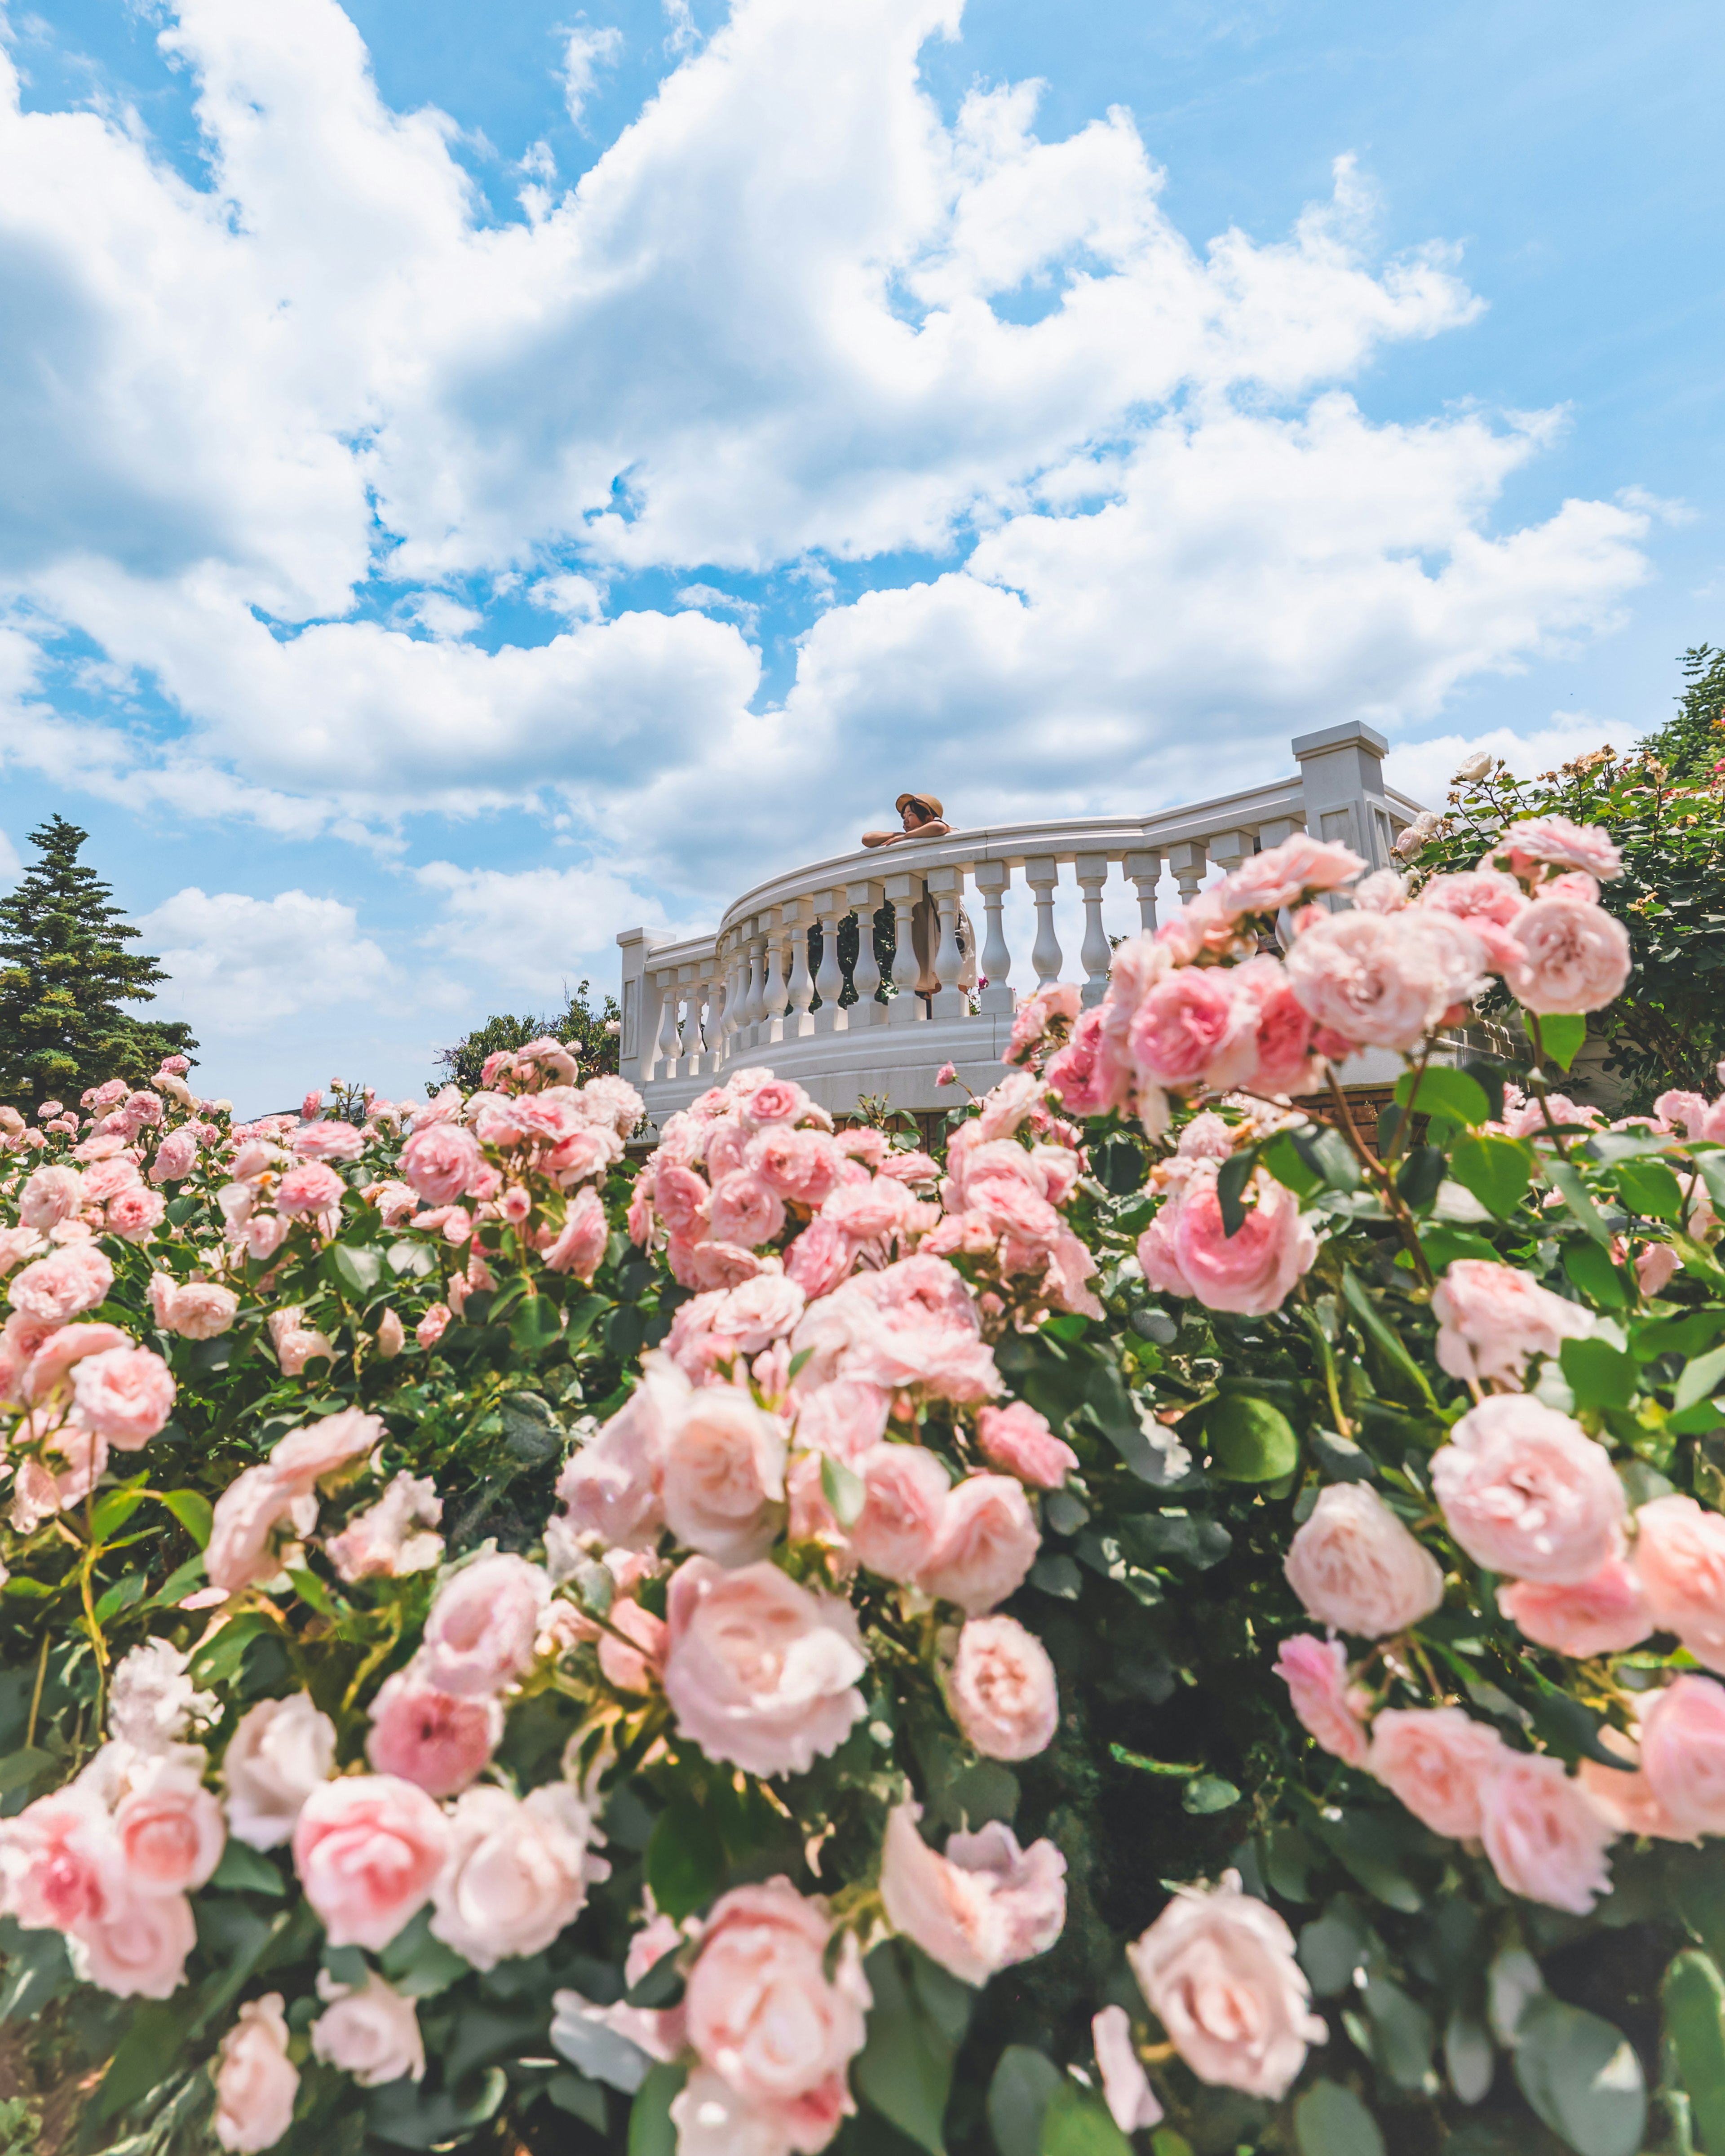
[1039, 2082, 1133, 2156]
[1563, 1239, 1629, 1310]
[1341, 1271, 1438, 1412]
[1292, 2080, 1386, 2156]
[188, 1611, 274, 1687]
[1203, 1394, 1297, 1483]
[1298, 1125, 1364, 1193]
[376, 1905, 471, 1997]
[1535, 1012, 1588, 1072]
[1614, 1157, 1685, 1222]
[92, 1572, 146, 1624]
[331, 1243, 385, 1297]
[854, 1941, 959, 2156]
[0, 1576, 56, 1601]
[1547, 1159, 1613, 1245]
[1298, 1902, 1371, 1997]
[1559, 1337, 1638, 1412]
[1216, 1147, 1260, 1238]
[546, 2071, 610, 2132]
[1181, 1774, 1240, 1815]
[821, 1453, 867, 1529]
[627, 2065, 687, 2156]
[1362, 1973, 1434, 2090]
[0, 1747, 53, 1795]
[1663, 1950, 1725, 2156]
[1420, 1225, 1503, 1271]
[1450, 1134, 1535, 1220]
[510, 1293, 566, 1357]
[95, 2000, 195, 2119]
[206, 1840, 286, 1897]
[1260, 1131, 1324, 1199]
[141, 1554, 207, 1611]
[1309, 1811, 1424, 1913]
[1083, 1363, 1177, 1485]
[90, 1481, 149, 1541]
[369, 2067, 509, 2150]
[0, 1920, 70, 2026]
[1397, 1065, 1491, 1127]
[157, 1488, 214, 1548]
[1676, 1344, 1725, 1414]
[647, 1801, 725, 1923]
[987, 2046, 1061, 2156]
[1513, 1996, 1646, 2156]
[1444, 2008, 1495, 2106]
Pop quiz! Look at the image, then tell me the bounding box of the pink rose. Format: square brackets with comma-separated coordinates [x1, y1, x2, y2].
[685, 1879, 868, 2128]
[364, 1670, 499, 1799]
[1499, 1558, 1652, 1657]
[1431, 1397, 1625, 1585]
[1092, 2006, 1163, 2134]
[0, 1786, 119, 1932]
[1367, 1707, 1506, 1838]
[419, 1554, 551, 1697]
[399, 1123, 482, 1207]
[274, 1161, 346, 1218]
[784, 1217, 859, 1298]
[1127, 970, 1256, 1092]
[792, 1257, 999, 1403]
[68, 1346, 176, 1450]
[598, 1598, 670, 1691]
[550, 1388, 668, 1554]
[429, 1783, 599, 1969]
[919, 1472, 1039, 1615]
[1577, 1722, 1690, 1841]
[662, 1557, 867, 1777]
[310, 1969, 425, 2088]
[708, 1171, 787, 1248]
[1432, 1260, 1594, 1390]
[1285, 910, 1484, 1052]
[416, 1303, 451, 1349]
[115, 1761, 226, 1896]
[660, 1384, 787, 1565]
[104, 1184, 165, 1244]
[975, 1401, 1077, 1489]
[654, 1161, 712, 1239]
[1283, 1484, 1446, 1638]
[148, 1127, 202, 1187]
[1498, 897, 1632, 1014]
[1492, 814, 1623, 881]
[1637, 1243, 1681, 1297]
[206, 1465, 319, 1593]
[292, 1774, 451, 1951]
[20, 1164, 85, 1229]
[1126, 1871, 1325, 2100]
[1044, 1009, 1133, 1118]
[1635, 1496, 1725, 1669]
[269, 1407, 384, 1492]
[71, 1887, 197, 2002]
[950, 1615, 1059, 1761]
[1478, 1753, 1614, 1913]
[214, 1994, 299, 2153]
[20, 1320, 130, 1404]
[880, 1804, 1066, 1986]
[223, 1694, 336, 1849]
[793, 1379, 890, 1465]
[245, 1214, 290, 1263]
[1274, 1635, 1368, 1766]
[746, 1126, 842, 1207]
[1419, 868, 1526, 927]
[849, 1443, 952, 1583]
[150, 1278, 239, 1339]
[1217, 832, 1366, 914]
[8, 1242, 114, 1321]
[1639, 1674, 1725, 1836]
[327, 1472, 443, 1583]
[1138, 1164, 1316, 1318]
[542, 1186, 609, 1279]
[0, 1226, 45, 1279]
[1230, 955, 1322, 1096]
[294, 1120, 363, 1163]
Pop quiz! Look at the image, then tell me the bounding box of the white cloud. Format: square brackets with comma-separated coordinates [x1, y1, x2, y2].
[416, 858, 683, 999]
[0, 825, 21, 885]
[136, 886, 394, 1033]
[561, 24, 624, 124]
[1384, 717, 1626, 811]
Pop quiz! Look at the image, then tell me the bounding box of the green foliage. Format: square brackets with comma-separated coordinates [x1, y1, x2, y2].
[433, 978, 621, 1093]
[0, 815, 196, 1109]
[1644, 643, 1725, 786]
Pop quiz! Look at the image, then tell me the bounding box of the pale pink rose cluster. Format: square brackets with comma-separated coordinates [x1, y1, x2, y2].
[880, 1803, 1067, 1988]
[1138, 1155, 1317, 1319]
[205, 1408, 384, 1593]
[1432, 1259, 1594, 1390]
[928, 1112, 1100, 1318]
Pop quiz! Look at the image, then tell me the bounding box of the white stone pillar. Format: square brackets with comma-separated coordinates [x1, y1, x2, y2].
[1168, 841, 1207, 906]
[786, 899, 815, 1038]
[1122, 851, 1160, 936]
[812, 890, 847, 1034]
[1024, 858, 1062, 988]
[653, 968, 680, 1080]
[926, 866, 966, 1018]
[1073, 855, 1111, 1008]
[760, 912, 787, 1044]
[847, 880, 885, 1025]
[1293, 720, 1394, 870]
[973, 860, 1013, 1015]
[882, 870, 923, 1026]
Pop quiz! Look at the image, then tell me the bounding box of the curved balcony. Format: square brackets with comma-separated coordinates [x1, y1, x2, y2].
[616, 720, 1428, 1127]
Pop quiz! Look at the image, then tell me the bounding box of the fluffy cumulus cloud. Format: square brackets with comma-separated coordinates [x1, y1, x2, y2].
[415, 859, 684, 999]
[137, 888, 394, 1034]
[0, 0, 1658, 971]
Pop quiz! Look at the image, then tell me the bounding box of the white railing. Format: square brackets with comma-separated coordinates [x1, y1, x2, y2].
[616, 721, 1426, 1123]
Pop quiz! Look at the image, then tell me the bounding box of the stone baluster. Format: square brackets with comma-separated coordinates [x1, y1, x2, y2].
[690, 971, 716, 1076]
[675, 966, 698, 1077]
[786, 899, 815, 1038]
[1168, 841, 1208, 907]
[653, 969, 680, 1080]
[1206, 829, 1252, 885]
[813, 890, 847, 1034]
[926, 866, 966, 1018]
[847, 879, 884, 1024]
[1256, 817, 1301, 850]
[973, 860, 1013, 1014]
[720, 936, 743, 1052]
[882, 871, 924, 1026]
[760, 912, 787, 1043]
[1072, 855, 1112, 1007]
[1024, 858, 1062, 987]
[1123, 850, 1161, 935]
[743, 925, 768, 1042]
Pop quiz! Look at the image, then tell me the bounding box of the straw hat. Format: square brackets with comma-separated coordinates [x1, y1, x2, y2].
[895, 792, 944, 819]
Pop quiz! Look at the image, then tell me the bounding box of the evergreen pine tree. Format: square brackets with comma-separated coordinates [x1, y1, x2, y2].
[1641, 643, 1725, 782]
[0, 815, 196, 1110]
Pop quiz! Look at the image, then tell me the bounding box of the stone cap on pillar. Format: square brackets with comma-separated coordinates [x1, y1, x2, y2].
[1292, 720, 1393, 870]
[1292, 718, 1389, 763]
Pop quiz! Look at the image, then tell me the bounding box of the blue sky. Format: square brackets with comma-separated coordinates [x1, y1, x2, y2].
[0, 0, 1720, 1108]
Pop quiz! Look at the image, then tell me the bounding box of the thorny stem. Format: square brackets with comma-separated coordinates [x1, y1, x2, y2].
[1383, 1045, 1431, 1168]
[1323, 1067, 1436, 1289]
[25, 1627, 49, 1751]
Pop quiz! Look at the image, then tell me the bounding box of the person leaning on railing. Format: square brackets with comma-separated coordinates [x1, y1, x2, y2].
[859, 793, 974, 1005]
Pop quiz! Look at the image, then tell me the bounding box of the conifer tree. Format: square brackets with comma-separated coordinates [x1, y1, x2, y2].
[1641, 642, 1725, 782]
[0, 815, 196, 1110]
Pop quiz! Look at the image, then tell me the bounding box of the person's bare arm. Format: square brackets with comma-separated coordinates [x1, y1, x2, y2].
[861, 831, 894, 847]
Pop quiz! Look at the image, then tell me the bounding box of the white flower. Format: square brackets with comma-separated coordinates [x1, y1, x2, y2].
[108, 1639, 217, 1753]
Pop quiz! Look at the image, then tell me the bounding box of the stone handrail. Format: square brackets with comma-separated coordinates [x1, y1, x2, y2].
[617, 720, 1426, 1121]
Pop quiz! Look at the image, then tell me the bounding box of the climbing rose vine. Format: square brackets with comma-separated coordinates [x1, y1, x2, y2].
[3, 819, 1725, 2156]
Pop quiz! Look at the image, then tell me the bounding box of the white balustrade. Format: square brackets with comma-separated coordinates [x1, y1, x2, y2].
[615, 722, 1428, 1122]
